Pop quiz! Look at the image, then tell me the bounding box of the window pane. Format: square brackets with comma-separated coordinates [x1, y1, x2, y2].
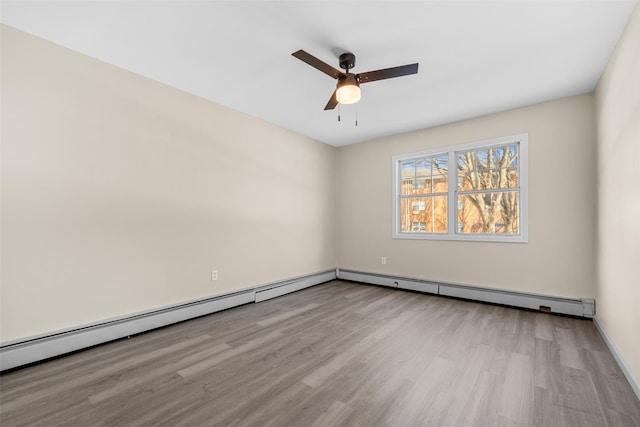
[415, 156, 448, 195]
[400, 196, 447, 233]
[457, 143, 519, 190]
[456, 191, 519, 234]
[457, 152, 474, 190]
[415, 159, 431, 194]
[415, 159, 429, 176]
[411, 199, 426, 212]
[411, 221, 427, 232]
[401, 177, 414, 195]
[432, 155, 448, 192]
[415, 177, 430, 194]
[431, 196, 448, 232]
[400, 161, 415, 195]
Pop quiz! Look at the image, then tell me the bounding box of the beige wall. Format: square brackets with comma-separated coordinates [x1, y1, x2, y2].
[595, 4, 640, 387]
[0, 25, 336, 342]
[2, 14, 633, 385]
[337, 94, 597, 299]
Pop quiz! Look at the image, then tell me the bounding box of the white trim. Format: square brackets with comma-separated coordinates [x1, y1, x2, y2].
[392, 133, 529, 162]
[338, 269, 593, 318]
[0, 269, 336, 372]
[593, 317, 640, 401]
[392, 133, 528, 242]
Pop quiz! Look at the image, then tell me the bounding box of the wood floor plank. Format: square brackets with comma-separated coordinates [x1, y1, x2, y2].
[89, 342, 232, 404]
[499, 352, 534, 424]
[177, 330, 283, 378]
[385, 356, 457, 426]
[582, 348, 640, 423]
[308, 400, 350, 427]
[256, 302, 320, 327]
[2, 280, 639, 426]
[556, 365, 610, 425]
[458, 370, 504, 426]
[535, 310, 555, 341]
[301, 334, 379, 388]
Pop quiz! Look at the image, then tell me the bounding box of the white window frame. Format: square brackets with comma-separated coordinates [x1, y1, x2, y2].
[392, 133, 528, 242]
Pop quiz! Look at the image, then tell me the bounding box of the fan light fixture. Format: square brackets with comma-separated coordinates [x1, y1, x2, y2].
[336, 74, 361, 105]
[291, 49, 418, 111]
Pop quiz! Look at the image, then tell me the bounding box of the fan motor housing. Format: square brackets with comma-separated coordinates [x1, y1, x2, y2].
[339, 53, 356, 70]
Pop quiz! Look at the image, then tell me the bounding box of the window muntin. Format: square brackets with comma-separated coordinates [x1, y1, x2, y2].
[392, 134, 528, 242]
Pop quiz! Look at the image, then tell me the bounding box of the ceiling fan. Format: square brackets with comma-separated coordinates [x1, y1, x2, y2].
[292, 49, 419, 110]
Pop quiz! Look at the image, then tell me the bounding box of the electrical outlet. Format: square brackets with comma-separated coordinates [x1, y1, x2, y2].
[381, 256, 387, 265]
[211, 270, 218, 281]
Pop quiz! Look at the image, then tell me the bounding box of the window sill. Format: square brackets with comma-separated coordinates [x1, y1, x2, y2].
[392, 232, 528, 243]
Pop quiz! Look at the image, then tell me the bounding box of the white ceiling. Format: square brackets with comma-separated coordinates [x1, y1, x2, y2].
[1, 1, 636, 146]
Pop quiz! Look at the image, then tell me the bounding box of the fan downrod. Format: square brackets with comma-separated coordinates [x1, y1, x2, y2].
[339, 53, 356, 71]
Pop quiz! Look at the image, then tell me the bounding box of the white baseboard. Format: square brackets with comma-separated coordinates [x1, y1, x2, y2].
[0, 269, 336, 372]
[337, 269, 594, 318]
[593, 316, 640, 401]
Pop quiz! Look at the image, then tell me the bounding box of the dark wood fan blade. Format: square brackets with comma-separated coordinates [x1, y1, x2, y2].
[292, 50, 342, 79]
[324, 89, 338, 110]
[358, 63, 419, 84]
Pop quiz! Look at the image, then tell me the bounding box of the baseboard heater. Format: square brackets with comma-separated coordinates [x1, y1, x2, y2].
[254, 270, 337, 302]
[337, 269, 595, 318]
[0, 269, 336, 372]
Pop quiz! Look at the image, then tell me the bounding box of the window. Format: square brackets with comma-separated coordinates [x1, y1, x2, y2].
[412, 200, 426, 212]
[398, 155, 449, 233]
[392, 134, 528, 242]
[412, 221, 427, 231]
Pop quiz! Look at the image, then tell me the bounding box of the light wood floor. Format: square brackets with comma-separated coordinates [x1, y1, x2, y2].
[1, 280, 639, 426]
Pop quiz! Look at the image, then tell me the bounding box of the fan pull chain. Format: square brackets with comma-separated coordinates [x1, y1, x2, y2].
[338, 104, 341, 122]
[355, 104, 358, 127]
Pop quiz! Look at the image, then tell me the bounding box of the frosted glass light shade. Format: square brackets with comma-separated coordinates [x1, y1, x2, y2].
[336, 74, 361, 105]
[337, 85, 361, 104]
